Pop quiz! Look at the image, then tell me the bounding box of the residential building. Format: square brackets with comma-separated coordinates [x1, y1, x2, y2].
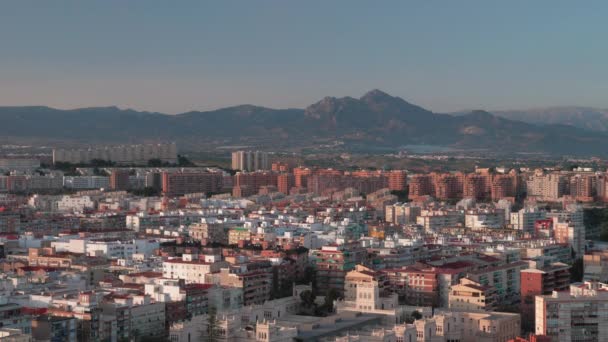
[535, 282, 608, 341]
[110, 170, 131, 191]
[231, 151, 270, 171]
[161, 171, 223, 196]
[162, 254, 227, 284]
[314, 243, 369, 297]
[52, 143, 177, 165]
[584, 250, 608, 282]
[449, 277, 497, 311]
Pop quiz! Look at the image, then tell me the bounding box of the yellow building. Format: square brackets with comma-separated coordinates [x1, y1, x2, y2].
[449, 278, 497, 311]
[228, 228, 251, 245]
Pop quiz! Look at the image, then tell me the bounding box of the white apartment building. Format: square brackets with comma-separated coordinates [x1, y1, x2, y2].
[56, 195, 95, 212]
[26, 175, 64, 191]
[510, 207, 545, 232]
[416, 211, 463, 231]
[526, 171, 567, 201]
[0, 158, 40, 171]
[231, 150, 270, 171]
[162, 254, 228, 284]
[548, 206, 585, 258]
[465, 210, 505, 230]
[385, 203, 421, 225]
[51, 238, 159, 259]
[63, 176, 110, 189]
[109, 295, 166, 339]
[536, 282, 608, 341]
[53, 142, 177, 165]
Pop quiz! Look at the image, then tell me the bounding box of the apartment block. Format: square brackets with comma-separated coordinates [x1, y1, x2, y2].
[161, 171, 223, 196]
[231, 150, 270, 171]
[53, 142, 177, 165]
[449, 277, 497, 311]
[535, 282, 608, 341]
[584, 250, 608, 282]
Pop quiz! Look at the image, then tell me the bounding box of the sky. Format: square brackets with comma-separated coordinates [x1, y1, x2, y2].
[1, 1, 607, 114]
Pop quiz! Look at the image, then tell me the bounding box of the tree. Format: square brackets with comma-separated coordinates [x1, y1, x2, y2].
[200, 306, 219, 342]
[298, 266, 317, 290]
[177, 154, 196, 167]
[323, 288, 340, 313]
[131, 328, 140, 342]
[279, 281, 294, 299]
[390, 190, 409, 202]
[90, 158, 115, 167]
[571, 258, 584, 282]
[147, 158, 164, 167]
[299, 290, 317, 315]
[403, 310, 422, 323]
[271, 268, 280, 300]
[131, 187, 160, 197]
[600, 222, 608, 242]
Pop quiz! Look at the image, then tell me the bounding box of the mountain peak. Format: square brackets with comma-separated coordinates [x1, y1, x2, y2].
[361, 89, 394, 102]
[462, 110, 500, 123]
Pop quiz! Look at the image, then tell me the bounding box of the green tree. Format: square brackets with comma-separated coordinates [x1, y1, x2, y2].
[600, 222, 608, 242]
[390, 189, 409, 202]
[279, 281, 294, 298]
[177, 154, 196, 167]
[298, 266, 317, 290]
[571, 258, 584, 282]
[323, 288, 340, 313]
[131, 187, 160, 197]
[200, 306, 219, 342]
[299, 290, 317, 315]
[403, 310, 422, 323]
[90, 158, 115, 167]
[147, 158, 164, 167]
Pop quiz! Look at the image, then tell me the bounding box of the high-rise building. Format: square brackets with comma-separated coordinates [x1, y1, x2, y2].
[277, 173, 295, 194]
[409, 174, 433, 199]
[231, 151, 270, 171]
[232, 171, 278, 197]
[433, 173, 463, 200]
[293, 167, 312, 189]
[492, 173, 517, 201]
[387, 170, 407, 191]
[161, 172, 223, 196]
[569, 174, 595, 202]
[463, 173, 489, 200]
[526, 170, 567, 201]
[53, 142, 177, 165]
[110, 170, 130, 191]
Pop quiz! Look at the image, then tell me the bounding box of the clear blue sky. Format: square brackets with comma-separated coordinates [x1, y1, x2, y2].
[1, 1, 607, 113]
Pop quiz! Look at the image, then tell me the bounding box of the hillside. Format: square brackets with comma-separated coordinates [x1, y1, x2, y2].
[1, 90, 607, 156]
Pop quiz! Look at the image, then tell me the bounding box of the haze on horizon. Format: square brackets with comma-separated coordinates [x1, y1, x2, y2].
[1, 0, 607, 114]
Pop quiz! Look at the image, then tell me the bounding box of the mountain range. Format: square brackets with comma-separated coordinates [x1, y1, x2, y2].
[452, 106, 608, 132]
[2, 90, 608, 156]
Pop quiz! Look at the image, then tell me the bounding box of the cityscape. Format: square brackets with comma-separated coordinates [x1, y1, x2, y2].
[2, 2, 608, 342]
